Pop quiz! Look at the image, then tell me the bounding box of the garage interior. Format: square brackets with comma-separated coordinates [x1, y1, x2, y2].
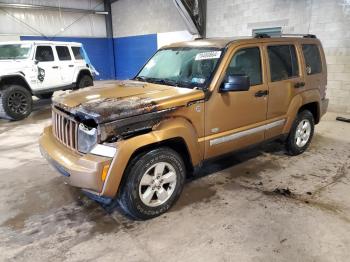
[0, 0, 350, 261]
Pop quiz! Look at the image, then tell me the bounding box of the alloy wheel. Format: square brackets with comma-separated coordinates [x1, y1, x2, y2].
[8, 91, 28, 114]
[138, 162, 177, 207]
[295, 119, 311, 148]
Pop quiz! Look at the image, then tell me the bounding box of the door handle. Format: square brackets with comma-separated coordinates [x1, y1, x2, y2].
[68, 65, 74, 67]
[52, 66, 59, 69]
[255, 90, 269, 97]
[294, 82, 305, 88]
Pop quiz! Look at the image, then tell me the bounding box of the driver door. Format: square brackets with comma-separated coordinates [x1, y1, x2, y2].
[35, 45, 62, 89]
[204, 44, 268, 159]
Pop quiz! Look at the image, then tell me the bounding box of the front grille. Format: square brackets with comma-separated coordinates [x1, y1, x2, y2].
[52, 107, 79, 152]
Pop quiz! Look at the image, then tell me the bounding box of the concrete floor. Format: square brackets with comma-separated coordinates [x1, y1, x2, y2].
[0, 96, 350, 262]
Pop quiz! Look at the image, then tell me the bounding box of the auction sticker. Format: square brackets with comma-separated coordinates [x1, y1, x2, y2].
[195, 51, 221, 61]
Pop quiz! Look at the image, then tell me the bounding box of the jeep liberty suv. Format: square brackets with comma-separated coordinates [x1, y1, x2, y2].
[0, 41, 94, 120]
[39, 35, 329, 220]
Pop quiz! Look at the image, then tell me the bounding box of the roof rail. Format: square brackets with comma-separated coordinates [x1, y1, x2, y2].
[282, 33, 317, 38]
[254, 33, 317, 39]
[254, 33, 271, 39]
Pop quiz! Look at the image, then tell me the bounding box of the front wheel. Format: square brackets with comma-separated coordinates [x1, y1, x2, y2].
[117, 147, 186, 220]
[0, 85, 32, 121]
[285, 110, 315, 155]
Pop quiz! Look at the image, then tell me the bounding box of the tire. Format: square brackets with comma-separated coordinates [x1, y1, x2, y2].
[76, 75, 93, 89]
[0, 85, 32, 121]
[117, 147, 186, 220]
[285, 110, 315, 156]
[36, 92, 53, 99]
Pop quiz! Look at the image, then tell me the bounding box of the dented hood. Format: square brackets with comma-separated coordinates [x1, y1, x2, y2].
[53, 80, 204, 124]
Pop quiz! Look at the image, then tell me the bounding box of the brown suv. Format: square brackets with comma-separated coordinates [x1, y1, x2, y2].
[39, 34, 329, 220]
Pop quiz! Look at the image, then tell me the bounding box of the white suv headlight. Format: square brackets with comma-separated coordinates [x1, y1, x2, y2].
[77, 123, 98, 153]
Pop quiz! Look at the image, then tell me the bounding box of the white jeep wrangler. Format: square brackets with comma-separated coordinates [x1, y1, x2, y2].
[0, 41, 94, 120]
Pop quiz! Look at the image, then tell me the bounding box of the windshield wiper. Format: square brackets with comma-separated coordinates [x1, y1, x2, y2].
[134, 76, 175, 86]
[134, 76, 148, 82]
[153, 78, 178, 86]
[149, 78, 193, 88]
[134, 76, 193, 89]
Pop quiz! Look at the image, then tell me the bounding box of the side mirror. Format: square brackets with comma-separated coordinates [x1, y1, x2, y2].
[34, 60, 39, 65]
[220, 74, 250, 92]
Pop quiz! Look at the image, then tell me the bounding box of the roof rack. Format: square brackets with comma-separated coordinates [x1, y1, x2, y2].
[281, 33, 317, 38]
[254, 33, 317, 39]
[254, 33, 271, 38]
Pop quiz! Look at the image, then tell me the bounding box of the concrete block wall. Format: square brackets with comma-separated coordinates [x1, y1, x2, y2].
[207, 0, 350, 113]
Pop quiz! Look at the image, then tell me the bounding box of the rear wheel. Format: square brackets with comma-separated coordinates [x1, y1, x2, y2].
[0, 85, 32, 121]
[76, 75, 93, 89]
[285, 110, 315, 155]
[117, 147, 186, 220]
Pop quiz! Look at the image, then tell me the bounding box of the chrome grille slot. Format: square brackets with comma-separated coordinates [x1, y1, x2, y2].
[52, 108, 79, 151]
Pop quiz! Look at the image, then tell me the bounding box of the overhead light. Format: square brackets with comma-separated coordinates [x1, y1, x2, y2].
[95, 11, 109, 15]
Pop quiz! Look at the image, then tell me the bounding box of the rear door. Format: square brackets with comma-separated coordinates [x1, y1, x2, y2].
[55, 45, 75, 85]
[264, 42, 304, 139]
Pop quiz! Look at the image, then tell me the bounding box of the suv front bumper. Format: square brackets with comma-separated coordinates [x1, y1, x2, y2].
[39, 126, 112, 195]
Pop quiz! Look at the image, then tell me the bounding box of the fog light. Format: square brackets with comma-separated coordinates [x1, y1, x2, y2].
[101, 164, 110, 182]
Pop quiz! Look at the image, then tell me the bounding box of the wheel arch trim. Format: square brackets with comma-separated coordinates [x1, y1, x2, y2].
[75, 69, 93, 83]
[0, 74, 32, 93]
[283, 90, 321, 133]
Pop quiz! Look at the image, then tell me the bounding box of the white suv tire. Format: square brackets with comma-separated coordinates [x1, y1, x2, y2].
[0, 85, 33, 121]
[76, 75, 93, 89]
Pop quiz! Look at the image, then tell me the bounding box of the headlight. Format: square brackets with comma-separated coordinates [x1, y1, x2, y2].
[77, 123, 98, 153]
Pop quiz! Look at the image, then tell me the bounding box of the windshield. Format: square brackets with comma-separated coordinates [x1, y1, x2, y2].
[136, 47, 223, 89]
[0, 44, 32, 60]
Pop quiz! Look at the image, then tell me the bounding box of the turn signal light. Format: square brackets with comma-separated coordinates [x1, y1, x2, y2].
[101, 164, 110, 182]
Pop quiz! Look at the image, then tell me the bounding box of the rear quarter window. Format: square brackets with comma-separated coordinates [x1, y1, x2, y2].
[302, 44, 322, 75]
[71, 46, 84, 60]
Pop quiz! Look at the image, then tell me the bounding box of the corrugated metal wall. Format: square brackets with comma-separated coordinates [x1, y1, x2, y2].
[0, 0, 106, 38]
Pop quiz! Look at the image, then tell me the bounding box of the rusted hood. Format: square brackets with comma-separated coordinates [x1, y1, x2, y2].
[53, 80, 204, 124]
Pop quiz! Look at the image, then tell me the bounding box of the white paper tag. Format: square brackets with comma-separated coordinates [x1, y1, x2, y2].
[195, 51, 221, 61]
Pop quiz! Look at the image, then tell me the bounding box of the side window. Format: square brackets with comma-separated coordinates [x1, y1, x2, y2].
[227, 47, 262, 86]
[72, 46, 83, 60]
[56, 46, 71, 61]
[268, 45, 299, 82]
[35, 46, 54, 62]
[302, 44, 322, 75]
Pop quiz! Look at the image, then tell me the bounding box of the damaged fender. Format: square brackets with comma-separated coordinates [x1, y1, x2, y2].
[100, 117, 202, 197]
